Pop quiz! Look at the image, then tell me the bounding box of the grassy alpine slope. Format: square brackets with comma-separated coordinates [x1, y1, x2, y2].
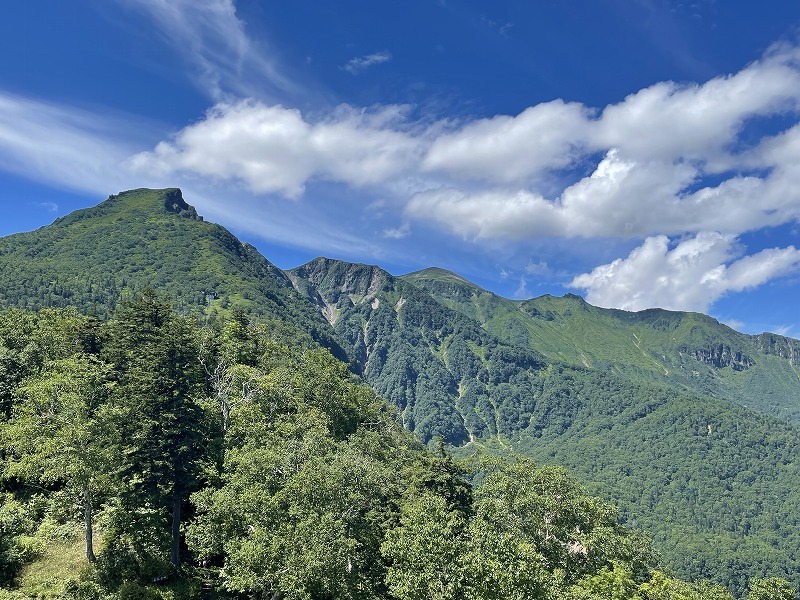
[403, 267, 800, 423]
[0, 188, 349, 361]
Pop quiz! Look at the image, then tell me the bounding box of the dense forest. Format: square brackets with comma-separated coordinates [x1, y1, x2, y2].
[0, 295, 795, 599]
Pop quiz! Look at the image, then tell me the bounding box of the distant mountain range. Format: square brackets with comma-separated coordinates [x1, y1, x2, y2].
[2, 188, 800, 592]
[403, 266, 800, 423]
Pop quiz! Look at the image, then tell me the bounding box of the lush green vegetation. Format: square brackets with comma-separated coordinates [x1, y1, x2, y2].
[2, 190, 800, 597]
[293, 259, 800, 593]
[3, 300, 783, 599]
[290, 258, 545, 445]
[0, 188, 348, 362]
[403, 268, 800, 423]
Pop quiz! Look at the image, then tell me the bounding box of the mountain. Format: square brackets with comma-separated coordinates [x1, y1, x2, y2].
[287, 257, 545, 444]
[295, 259, 800, 593]
[3, 189, 800, 592]
[0, 188, 349, 360]
[403, 267, 800, 423]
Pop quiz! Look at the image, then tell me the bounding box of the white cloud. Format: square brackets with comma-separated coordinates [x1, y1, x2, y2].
[343, 51, 392, 75]
[592, 44, 800, 166]
[116, 0, 297, 100]
[129, 100, 426, 197]
[569, 233, 800, 312]
[514, 277, 529, 299]
[0, 92, 148, 195]
[383, 223, 411, 239]
[108, 41, 800, 248]
[423, 100, 592, 183]
[722, 319, 746, 332]
[407, 43, 800, 241]
[406, 187, 558, 239]
[406, 150, 700, 239]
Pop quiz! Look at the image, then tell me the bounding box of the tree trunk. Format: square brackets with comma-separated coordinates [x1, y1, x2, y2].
[171, 494, 182, 567]
[83, 481, 96, 563]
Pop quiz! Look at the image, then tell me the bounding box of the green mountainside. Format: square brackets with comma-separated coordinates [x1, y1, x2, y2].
[2, 190, 800, 593]
[288, 257, 546, 445]
[0, 188, 349, 360]
[403, 267, 800, 422]
[295, 259, 800, 593]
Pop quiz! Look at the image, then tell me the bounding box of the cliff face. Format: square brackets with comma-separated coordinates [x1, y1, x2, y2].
[683, 344, 755, 371]
[161, 188, 203, 220]
[755, 333, 800, 365]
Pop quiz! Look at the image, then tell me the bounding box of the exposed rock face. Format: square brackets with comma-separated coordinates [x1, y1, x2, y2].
[682, 344, 754, 371]
[290, 258, 389, 307]
[754, 333, 800, 365]
[162, 188, 203, 220]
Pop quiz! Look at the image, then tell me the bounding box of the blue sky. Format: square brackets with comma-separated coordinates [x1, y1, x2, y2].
[2, 1, 800, 335]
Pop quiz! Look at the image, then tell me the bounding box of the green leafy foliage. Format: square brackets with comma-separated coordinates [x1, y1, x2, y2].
[0, 302, 746, 600]
[3, 192, 800, 597]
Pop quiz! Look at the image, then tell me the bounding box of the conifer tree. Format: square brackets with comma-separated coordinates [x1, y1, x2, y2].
[102, 290, 207, 568]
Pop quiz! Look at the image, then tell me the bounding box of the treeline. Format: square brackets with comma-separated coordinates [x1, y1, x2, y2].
[0, 296, 794, 599]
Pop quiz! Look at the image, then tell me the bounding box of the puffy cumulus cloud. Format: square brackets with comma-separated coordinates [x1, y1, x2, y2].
[407, 151, 698, 239]
[569, 233, 800, 312]
[593, 44, 800, 165]
[405, 187, 561, 239]
[423, 100, 592, 183]
[122, 43, 800, 245]
[129, 100, 426, 198]
[418, 45, 800, 185]
[407, 44, 800, 240]
[408, 141, 800, 241]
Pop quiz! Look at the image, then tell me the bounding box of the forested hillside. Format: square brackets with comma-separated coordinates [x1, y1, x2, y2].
[292, 258, 800, 594]
[288, 258, 546, 444]
[403, 267, 800, 422]
[1, 189, 800, 597]
[0, 188, 349, 362]
[2, 299, 778, 599]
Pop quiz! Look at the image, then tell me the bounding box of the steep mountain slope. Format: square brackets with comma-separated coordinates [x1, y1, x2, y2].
[403, 267, 800, 422]
[0, 188, 348, 359]
[298, 259, 800, 593]
[288, 257, 546, 444]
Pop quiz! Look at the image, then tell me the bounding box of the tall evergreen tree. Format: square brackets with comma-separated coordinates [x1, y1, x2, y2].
[102, 290, 207, 568]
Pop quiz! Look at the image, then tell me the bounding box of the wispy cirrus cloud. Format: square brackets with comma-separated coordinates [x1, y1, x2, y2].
[342, 51, 392, 75]
[115, 0, 299, 100]
[0, 92, 150, 194]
